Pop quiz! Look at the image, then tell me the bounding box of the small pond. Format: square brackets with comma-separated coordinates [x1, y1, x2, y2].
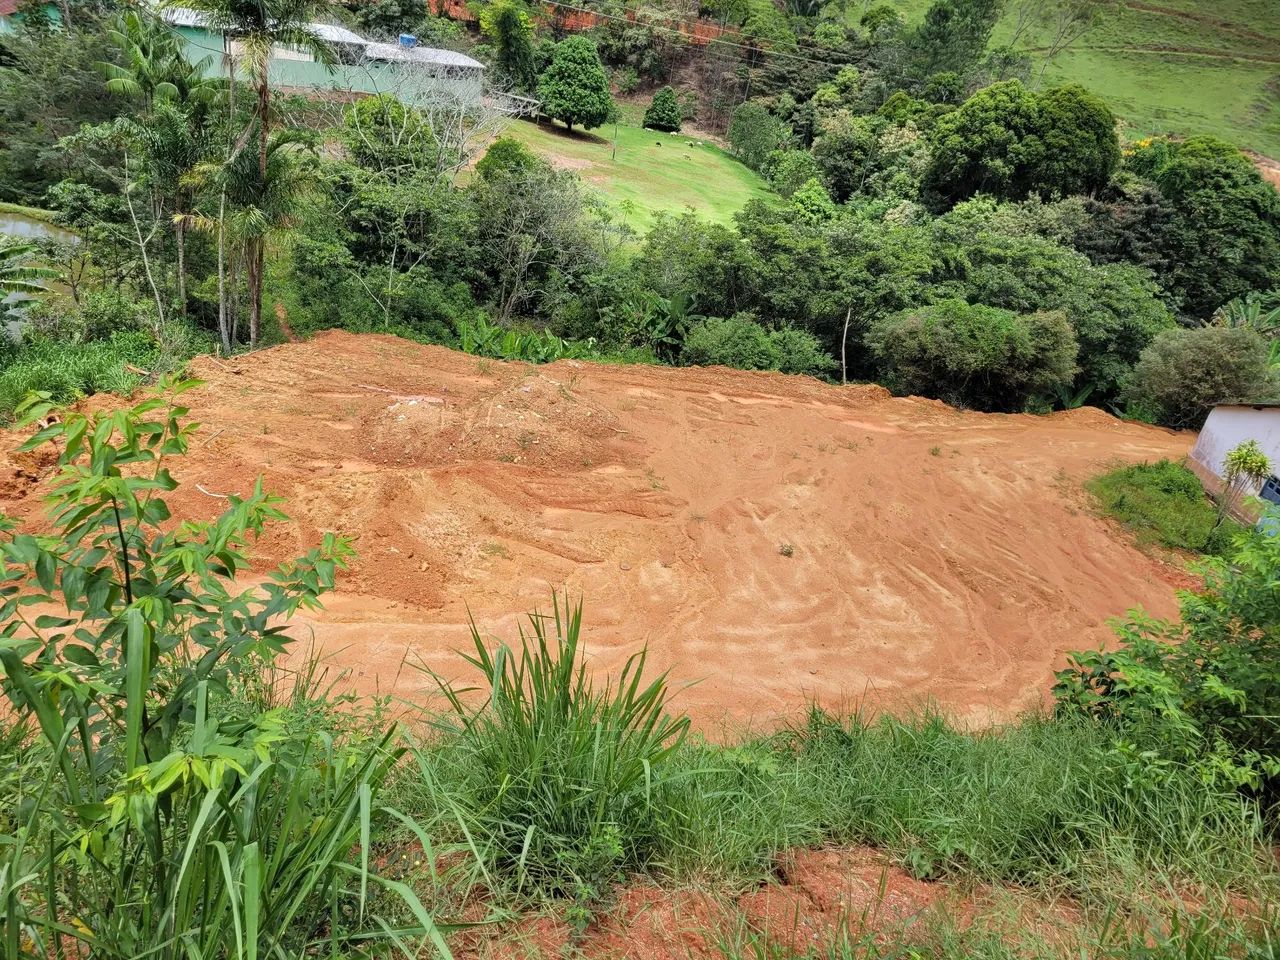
[0, 209, 76, 243]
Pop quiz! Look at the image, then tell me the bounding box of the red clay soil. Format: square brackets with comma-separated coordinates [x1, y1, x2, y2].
[453, 847, 1086, 959]
[0, 331, 1192, 731]
[1248, 151, 1280, 190]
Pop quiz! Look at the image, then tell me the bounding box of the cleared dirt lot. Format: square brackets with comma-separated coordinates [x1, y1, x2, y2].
[0, 331, 1193, 730]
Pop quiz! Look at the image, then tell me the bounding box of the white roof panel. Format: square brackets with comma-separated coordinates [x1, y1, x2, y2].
[162, 7, 365, 46]
[309, 21, 365, 44]
[363, 41, 484, 69]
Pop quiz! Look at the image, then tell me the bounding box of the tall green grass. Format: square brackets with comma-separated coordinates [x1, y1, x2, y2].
[651, 708, 1270, 901]
[406, 595, 689, 904]
[397, 599, 1277, 919]
[1087, 459, 1243, 555]
[0, 331, 158, 420]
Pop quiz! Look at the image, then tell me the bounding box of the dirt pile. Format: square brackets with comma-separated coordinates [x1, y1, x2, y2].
[0, 331, 1192, 729]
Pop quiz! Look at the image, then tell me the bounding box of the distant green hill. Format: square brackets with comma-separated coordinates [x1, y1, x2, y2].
[876, 0, 1280, 158]
[502, 117, 773, 231]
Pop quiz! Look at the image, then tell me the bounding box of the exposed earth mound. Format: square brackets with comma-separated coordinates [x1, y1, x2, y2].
[0, 331, 1192, 729]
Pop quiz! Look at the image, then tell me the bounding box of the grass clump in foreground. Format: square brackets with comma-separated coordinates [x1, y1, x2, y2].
[1087, 459, 1244, 555]
[401, 548, 1279, 922]
[418, 596, 689, 907]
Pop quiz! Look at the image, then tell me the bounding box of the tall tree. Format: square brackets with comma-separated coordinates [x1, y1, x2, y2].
[182, 0, 334, 347]
[98, 11, 221, 315]
[924, 80, 1119, 207]
[99, 11, 197, 110]
[537, 36, 613, 132]
[1127, 136, 1280, 318]
[904, 0, 1003, 80]
[0, 11, 125, 203]
[192, 129, 315, 349]
[482, 1, 537, 93]
[643, 86, 683, 132]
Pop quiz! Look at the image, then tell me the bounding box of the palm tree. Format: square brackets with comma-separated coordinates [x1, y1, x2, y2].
[0, 240, 58, 296]
[190, 129, 315, 350]
[99, 11, 200, 110]
[99, 12, 222, 315]
[180, 0, 334, 347]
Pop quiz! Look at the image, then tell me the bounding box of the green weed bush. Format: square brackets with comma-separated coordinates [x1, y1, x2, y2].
[0, 386, 450, 960]
[1057, 513, 1280, 797]
[681, 314, 780, 370]
[1087, 459, 1241, 555]
[1121, 326, 1276, 430]
[770, 325, 839, 377]
[642, 86, 683, 133]
[285, 237, 478, 344]
[415, 595, 688, 903]
[868, 299, 1078, 412]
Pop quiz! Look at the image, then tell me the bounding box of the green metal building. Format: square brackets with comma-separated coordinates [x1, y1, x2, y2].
[161, 6, 486, 103]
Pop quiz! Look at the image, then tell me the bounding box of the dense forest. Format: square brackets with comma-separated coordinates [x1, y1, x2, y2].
[0, 0, 1278, 430]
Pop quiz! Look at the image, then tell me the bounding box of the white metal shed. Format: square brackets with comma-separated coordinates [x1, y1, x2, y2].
[1189, 403, 1280, 505]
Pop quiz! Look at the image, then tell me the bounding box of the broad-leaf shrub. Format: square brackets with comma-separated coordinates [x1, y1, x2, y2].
[0, 384, 450, 960]
[770, 325, 839, 376]
[642, 86, 683, 133]
[681, 314, 779, 371]
[869, 299, 1078, 411]
[455, 313, 599, 362]
[475, 136, 544, 181]
[1055, 514, 1280, 795]
[680, 315, 835, 377]
[1121, 326, 1275, 430]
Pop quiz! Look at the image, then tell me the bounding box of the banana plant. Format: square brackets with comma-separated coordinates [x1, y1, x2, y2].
[0, 240, 57, 296]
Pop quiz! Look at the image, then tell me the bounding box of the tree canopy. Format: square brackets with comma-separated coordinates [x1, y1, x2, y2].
[537, 36, 614, 132]
[643, 86, 683, 133]
[925, 80, 1119, 207]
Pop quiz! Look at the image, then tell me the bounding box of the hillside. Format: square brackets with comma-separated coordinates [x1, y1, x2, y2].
[0, 331, 1193, 729]
[879, 0, 1280, 157]
[501, 116, 772, 229]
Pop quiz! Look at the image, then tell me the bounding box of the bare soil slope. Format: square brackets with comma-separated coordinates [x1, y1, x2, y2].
[0, 331, 1193, 729]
